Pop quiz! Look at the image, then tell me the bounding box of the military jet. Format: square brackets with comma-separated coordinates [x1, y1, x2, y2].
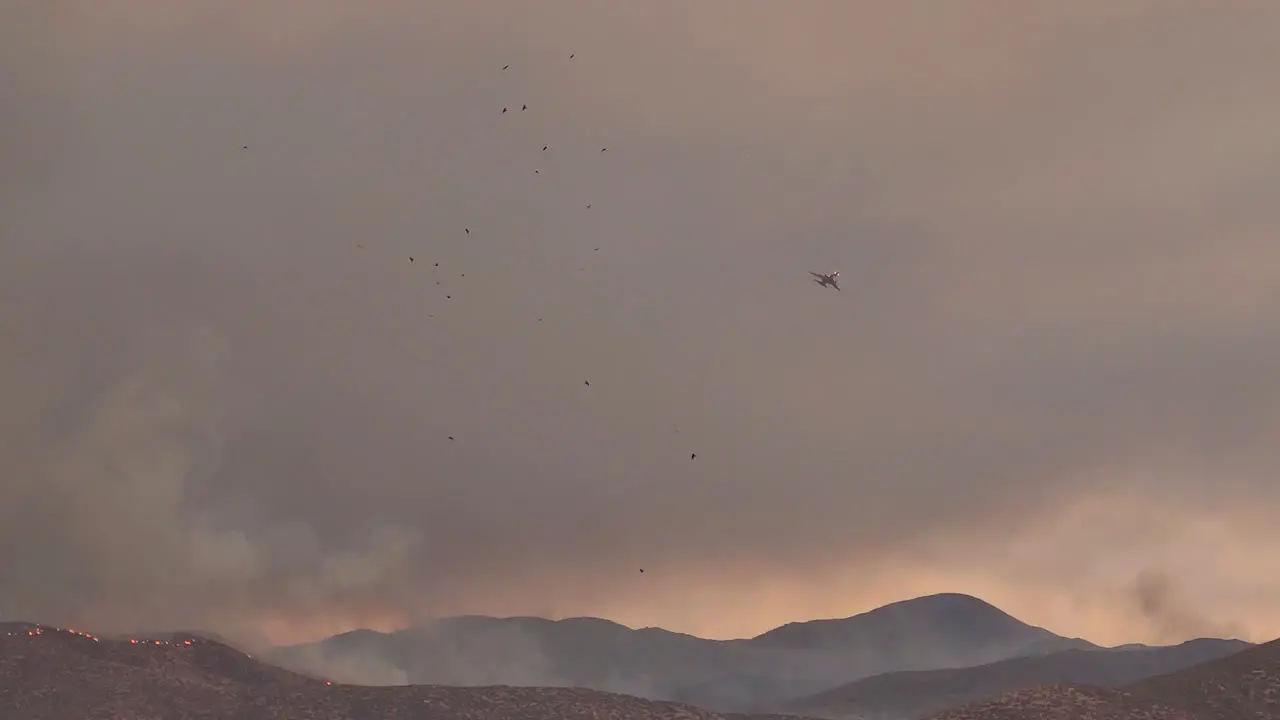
[809, 271, 840, 291]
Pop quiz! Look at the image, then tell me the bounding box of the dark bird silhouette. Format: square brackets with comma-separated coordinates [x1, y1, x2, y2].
[570, 54, 575, 59]
[586, 204, 592, 209]
[502, 107, 508, 113]
[446, 295, 451, 299]
[691, 453, 697, 459]
[543, 145, 548, 151]
[448, 436, 455, 440]
[534, 169, 540, 174]
[465, 228, 469, 234]
[241, 145, 247, 149]
[503, 65, 509, 70]
[601, 148, 607, 152]
[584, 381, 590, 386]
[409, 257, 414, 262]
[522, 104, 527, 111]
[594, 247, 599, 251]
[434, 262, 439, 267]
[639, 568, 644, 573]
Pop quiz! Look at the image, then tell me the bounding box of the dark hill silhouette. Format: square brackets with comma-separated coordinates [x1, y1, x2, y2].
[0, 622, 818, 720]
[1125, 636, 1280, 719]
[788, 637, 1250, 719]
[264, 593, 1098, 712]
[924, 636, 1280, 720]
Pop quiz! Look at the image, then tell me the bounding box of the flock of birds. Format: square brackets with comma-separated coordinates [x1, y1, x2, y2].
[233, 53, 842, 578]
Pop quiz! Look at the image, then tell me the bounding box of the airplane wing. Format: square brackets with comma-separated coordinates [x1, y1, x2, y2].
[809, 271, 824, 279]
[831, 278, 840, 290]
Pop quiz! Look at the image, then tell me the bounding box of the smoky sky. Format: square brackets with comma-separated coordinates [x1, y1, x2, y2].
[3, 0, 1279, 648]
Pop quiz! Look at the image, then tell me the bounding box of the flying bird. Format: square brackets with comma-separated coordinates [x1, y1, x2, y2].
[503, 65, 509, 70]
[809, 270, 840, 291]
[691, 453, 697, 460]
[465, 228, 469, 234]
[522, 104, 527, 111]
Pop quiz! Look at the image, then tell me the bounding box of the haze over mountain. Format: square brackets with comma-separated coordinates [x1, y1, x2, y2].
[0, 622, 818, 720]
[262, 593, 1234, 714]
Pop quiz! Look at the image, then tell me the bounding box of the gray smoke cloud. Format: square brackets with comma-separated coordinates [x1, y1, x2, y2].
[1133, 568, 1248, 644]
[3, 0, 1280, 651]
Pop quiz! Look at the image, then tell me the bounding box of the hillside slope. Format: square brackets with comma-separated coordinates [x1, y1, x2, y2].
[787, 638, 1249, 719]
[924, 637, 1280, 720]
[0, 622, 818, 720]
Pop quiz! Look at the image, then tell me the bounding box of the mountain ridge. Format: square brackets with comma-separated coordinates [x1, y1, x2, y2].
[279, 593, 1097, 649]
[260, 592, 1156, 712]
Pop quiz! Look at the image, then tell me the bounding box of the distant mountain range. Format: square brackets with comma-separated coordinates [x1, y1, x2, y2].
[2, 600, 1272, 720]
[263, 592, 1250, 715]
